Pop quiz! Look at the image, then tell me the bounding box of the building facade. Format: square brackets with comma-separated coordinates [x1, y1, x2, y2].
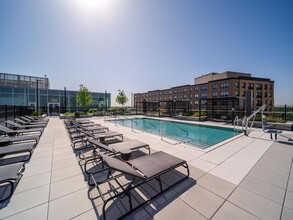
[0, 72, 111, 114]
[134, 71, 274, 112]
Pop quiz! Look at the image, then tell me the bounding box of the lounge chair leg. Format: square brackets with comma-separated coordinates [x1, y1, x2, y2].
[275, 133, 278, 140]
[270, 133, 273, 140]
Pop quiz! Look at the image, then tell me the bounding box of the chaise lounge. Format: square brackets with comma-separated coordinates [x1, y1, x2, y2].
[89, 151, 189, 220]
[0, 162, 25, 202]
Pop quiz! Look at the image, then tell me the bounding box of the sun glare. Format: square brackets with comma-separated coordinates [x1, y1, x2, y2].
[73, 0, 116, 16]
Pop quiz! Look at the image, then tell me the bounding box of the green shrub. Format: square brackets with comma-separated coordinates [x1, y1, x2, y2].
[88, 108, 97, 114]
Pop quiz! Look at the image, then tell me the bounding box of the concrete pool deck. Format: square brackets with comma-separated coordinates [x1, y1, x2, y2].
[0, 116, 292, 219]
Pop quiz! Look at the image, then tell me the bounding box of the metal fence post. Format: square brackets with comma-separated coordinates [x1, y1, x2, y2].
[5, 105, 8, 121]
[285, 104, 287, 122]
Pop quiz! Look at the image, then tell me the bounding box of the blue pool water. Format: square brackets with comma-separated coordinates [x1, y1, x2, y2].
[111, 118, 242, 149]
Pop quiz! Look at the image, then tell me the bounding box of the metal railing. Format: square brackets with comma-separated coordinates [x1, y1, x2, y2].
[160, 120, 189, 143]
[244, 104, 266, 135]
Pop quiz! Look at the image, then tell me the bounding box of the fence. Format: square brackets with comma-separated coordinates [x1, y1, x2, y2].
[264, 105, 293, 123]
[0, 105, 34, 124]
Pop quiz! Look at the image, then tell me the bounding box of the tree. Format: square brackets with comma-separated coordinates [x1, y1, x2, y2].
[116, 89, 128, 106]
[76, 84, 93, 111]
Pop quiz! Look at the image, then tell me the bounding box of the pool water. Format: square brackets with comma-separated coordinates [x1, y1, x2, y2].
[111, 118, 242, 149]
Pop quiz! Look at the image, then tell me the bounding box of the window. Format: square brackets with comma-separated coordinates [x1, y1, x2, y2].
[194, 101, 199, 105]
[201, 93, 207, 98]
[221, 91, 229, 97]
[248, 83, 254, 90]
[194, 86, 198, 91]
[212, 92, 217, 97]
[194, 94, 198, 98]
[256, 84, 262, 90]
[264, 84, 267, 90]
[201, 86, 207, 91]
[212, 84, 218, 89]
[201, 100, 207, 105]
[183, 89, 187, 93]
[183, 95, 187, 98]
[242, 82, 246, 88]
[256, 92, 262, 98]
[242, 91, 245, 97]
[221, 82, 229, 88]
[235, 82, 239, 88]
[235, 91, 239, 96]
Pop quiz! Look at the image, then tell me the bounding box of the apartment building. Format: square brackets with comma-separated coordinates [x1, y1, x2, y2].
[134, 71, 274, 111]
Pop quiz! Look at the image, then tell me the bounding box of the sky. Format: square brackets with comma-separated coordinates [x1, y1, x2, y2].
[0, 0, 292, 105]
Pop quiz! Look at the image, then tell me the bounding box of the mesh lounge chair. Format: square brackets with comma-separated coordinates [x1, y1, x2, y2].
[25, 115, 49, 122]
[14, 118, 47, 127]
[0, 134, 40, 146]
[77, 128, 123, 144]
[5, 120, 45, 130]
[262, 119, 282, 140]
[0, 143, 35, 165]
[83, 138, 151, 174]
[19, 117, 47, 125]
[0, 162, 25, 202]
[0, 125, 43, 137]
[90, 152, 189, 220]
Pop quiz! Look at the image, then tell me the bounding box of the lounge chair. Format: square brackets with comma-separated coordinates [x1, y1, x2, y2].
[0, 134, 40, 146]
[0, 125, 43, 137]
[89, 151, 189, 220]
[82, 137, 151, 174]
[0, 162, 25, 202]
[77, 128, 123, 144]
[0, 143, 35, 165]
[19, 116, 48, 125]
[262, 119, 282, 140]
[14, 118, 47, 127]
[25, 115, 49, 122]
[5, 120, 45, 130]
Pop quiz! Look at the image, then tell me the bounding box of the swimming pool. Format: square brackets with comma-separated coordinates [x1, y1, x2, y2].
[111, 118, 242, 149]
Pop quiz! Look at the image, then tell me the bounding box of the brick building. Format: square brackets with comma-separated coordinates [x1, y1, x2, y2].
[134, 71, 274, 112]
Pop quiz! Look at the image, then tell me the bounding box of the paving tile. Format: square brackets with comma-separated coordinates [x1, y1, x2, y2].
[24, 163, 52, 177]
[240, 176, 285, 204]
[70, 209, 97, 220]
[253, 160, 290, 178]
[198, 173, 236, 199]
[284, 190, 293, 210]
[52, 157, 78, 170]
[248, 166, 288, 189]
[25, 156, 52, 168]
[48, 189, 94, 220]
[15, 172, 51, 194]
[189, 158, 217, 173]
[281, 207, 293, 220]
[228, 187, 282, 220]
[49, 174, 87, 200]
[52, 151, 76, 161]
[0, 185, 50, 219]
[3, 203, 48, 220]
[288, 179, 293, 192]
[211, 201, 259, 220]
[180, 184, 225, 219]
[51, 164, 82, 182]
[173, 151, 200, 162]
[188, 164, 207, 179]
[209, 165, 245, 185]
[150, 198, 206, 220]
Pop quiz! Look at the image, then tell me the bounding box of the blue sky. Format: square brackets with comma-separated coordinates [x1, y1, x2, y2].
[0, 0, 292, 105]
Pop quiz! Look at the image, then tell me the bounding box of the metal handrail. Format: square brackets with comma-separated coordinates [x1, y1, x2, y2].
[167, 121, 189, 137]
[143, 119, 157, 129]
[160, 120, 189, 142]
[244, 104, 266, 135]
